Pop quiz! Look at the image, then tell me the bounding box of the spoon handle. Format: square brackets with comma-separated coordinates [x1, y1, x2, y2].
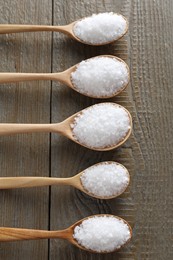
[0, 24, 71, 34]
[0, 72, 57, 84]
[0, 177, 69, 189]
[0, 227, 68, 241]
[0, 122, 68, 136]
[0, 123, 53, 135]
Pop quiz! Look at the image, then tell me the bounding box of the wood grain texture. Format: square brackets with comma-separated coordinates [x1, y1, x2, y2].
[50, 0, 173, 259]
[0, 0, 52, 259]
[0, 0, 173, 259]
[129, 0, 173, 259]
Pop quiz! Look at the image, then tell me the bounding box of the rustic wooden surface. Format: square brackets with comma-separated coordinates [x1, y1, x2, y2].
[0, 0, 172, 259]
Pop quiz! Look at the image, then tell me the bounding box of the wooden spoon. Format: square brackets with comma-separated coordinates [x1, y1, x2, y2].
[0, 214, 132, 253]
[0, 13, 128, 46]
[0, 162, 130, 199]
[0, 55, 129, 99]
[0, 103, 132, 151]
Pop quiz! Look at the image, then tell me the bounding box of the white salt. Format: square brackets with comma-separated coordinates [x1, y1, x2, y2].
[73, 215, 131, 252]
[81, 162, 129, 198]
[71, 56, 129, 98]
[71, 103, 131, 149]
[73, 12, 127, 45]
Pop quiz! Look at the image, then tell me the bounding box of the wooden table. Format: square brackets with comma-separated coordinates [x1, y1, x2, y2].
[0, 0, 172, 259]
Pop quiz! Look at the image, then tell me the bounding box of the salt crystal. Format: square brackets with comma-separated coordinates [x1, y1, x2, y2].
[73, 215, 131, 252]
[71, 56, 129, 98]
[71, 103, 131, 149]
[81, 162, 129, 198]
[73, 12, 127, 45]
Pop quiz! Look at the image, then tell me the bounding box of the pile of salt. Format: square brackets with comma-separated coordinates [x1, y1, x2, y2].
[73, 12, 127, 45]
[71, 103, 131, 149]
[71, 12, 131, 253]
[71, 56, 129, 98]
[73, 215, 131, 253]
[81, 162, 129, 198]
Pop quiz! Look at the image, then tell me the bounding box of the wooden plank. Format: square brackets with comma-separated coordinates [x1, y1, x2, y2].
[50, 0, 136, 259]
[50, 0, 173, 259]
[0, 0, 52, 259]
[128, 0, 173, 259]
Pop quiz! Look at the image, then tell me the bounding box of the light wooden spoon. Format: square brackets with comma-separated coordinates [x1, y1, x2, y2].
[0, 13, 128, 46]
[0, 103, 132, 151]
[0, 214, 132, 253]
[0, 162, 130, 199]
[0, 55, 129, 99]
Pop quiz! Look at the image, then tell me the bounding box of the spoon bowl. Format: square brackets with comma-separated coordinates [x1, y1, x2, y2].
[0, 55, 129, 99]
[0, 161, 130, 200]
[0, 103, 132, 151]
[0, 13, 128, 45]
[0, 214, 132, 253]
[70, 214, 132, 253]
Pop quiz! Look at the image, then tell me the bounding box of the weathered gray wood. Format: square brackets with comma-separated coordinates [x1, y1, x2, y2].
[0, 0, 52, 259]
[50, 0, 173, 259]
[0, 0, 173, 259]
[128, 0, 173, 259]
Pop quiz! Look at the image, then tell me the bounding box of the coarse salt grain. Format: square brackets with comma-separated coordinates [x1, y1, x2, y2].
[71, 103, 131, 149]
[73, 215, 131, 252]
[71, 56, 129, 98]
[81, 162, 129, 198]
[73, 12, 127, 45]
